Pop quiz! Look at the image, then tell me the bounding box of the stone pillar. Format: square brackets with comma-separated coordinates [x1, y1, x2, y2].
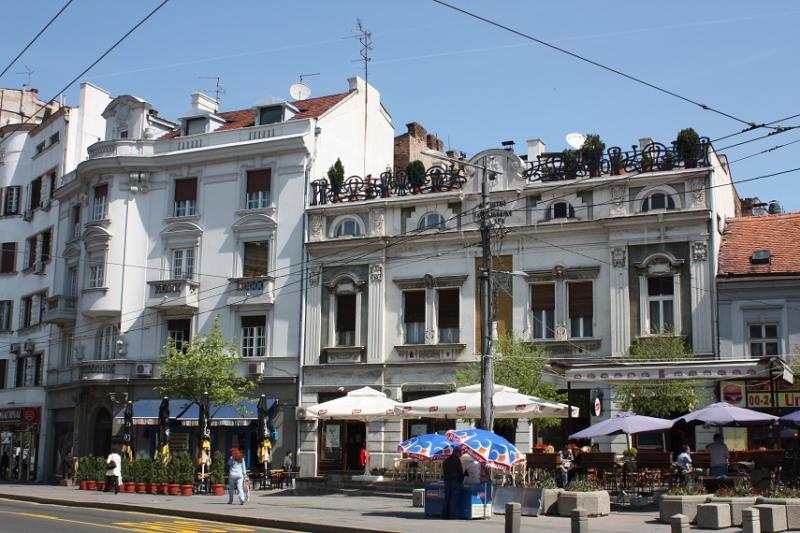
[305, 268, 322, 365]
[571, 508, 588, 533]
[367, 264, 384, 363]
[609, 247, 630, 356]
[690, 241, 713, 355]
[505, 502, 521, 533]
[742, 507, 761, 533]
[670, 513, 689, 533]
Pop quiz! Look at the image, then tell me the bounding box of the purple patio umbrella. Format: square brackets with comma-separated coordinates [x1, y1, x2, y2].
[672, 402, 777, 427]
[779, 410, 800, 429]
[569, 413, 673, 440]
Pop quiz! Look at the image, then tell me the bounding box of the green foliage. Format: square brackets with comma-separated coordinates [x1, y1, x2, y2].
[138, 458, 152, 484]
[528, 469, 558, 489]
[327, 158, 345, 190]
[565, 476, 603, 492]
[174, 452, 194, 485]
[122, 455, 132, 482]
[668, 482, 707, 495]
[157, 315, 258, 411]
[456, 333, 565, 430]
[211, 451, 225, 485]
[406, 160, 427, 189]
[152, 458, 164, 484]
[95, 456, 107, 481]
[76, 456, 90, 482]
[580, 134, 605, 157]
[612, 335, 706, 418]
[715, 479, 756, 497]
[675, 128, 700, 160]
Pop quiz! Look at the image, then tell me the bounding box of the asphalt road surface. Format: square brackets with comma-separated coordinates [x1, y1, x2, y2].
[0, 498, 299, 533]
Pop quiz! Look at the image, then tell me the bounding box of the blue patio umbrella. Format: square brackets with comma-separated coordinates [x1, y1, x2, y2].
[397, 433, 455, 461]
[779, 410, 800, 429]
[446, 428, 525, 471]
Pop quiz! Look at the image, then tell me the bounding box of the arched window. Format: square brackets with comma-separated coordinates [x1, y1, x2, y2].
[550, 202, 575, 220]
[96, 324, 119, 360]
[642, 192, 676, 212]
[334, 218, 363, 237]
[417, 212, 446, 231]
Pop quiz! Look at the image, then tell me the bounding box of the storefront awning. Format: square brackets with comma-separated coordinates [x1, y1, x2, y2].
[114, 398, 277, 426]
[562, 357, 793, 384]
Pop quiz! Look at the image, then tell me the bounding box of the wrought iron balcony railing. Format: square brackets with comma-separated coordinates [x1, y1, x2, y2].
[310, 165, 467, 206]
[524, 138, 711, 183]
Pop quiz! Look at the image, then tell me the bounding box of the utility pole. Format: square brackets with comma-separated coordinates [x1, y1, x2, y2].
[479, 156, 494, 432]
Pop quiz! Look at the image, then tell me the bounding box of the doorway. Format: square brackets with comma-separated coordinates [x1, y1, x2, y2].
[318, 420, 366, 472]
[92, 408, 112, 456]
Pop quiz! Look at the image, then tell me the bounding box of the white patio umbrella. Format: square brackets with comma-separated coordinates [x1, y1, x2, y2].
[397, 383, 578, 419]
[304, 386, 400, 475]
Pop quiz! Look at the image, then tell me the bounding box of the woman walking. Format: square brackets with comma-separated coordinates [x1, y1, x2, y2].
[227, 447, 248, 505]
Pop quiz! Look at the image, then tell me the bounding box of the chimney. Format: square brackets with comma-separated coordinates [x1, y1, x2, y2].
[639, 137, 654, 150]
[406, 122, 427, 139]
[501, 140, 515, 152]
[191, 92, 218, 114]
[527, 139, 545, 161]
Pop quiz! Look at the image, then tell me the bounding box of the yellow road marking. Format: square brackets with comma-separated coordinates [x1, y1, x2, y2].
[0, 510, 151, 532]
[113, 519, 255, 533]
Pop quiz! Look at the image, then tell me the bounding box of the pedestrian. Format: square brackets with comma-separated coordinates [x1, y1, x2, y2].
[706, 433, 730, 478]
[105, 446, 122, 494]
[558, 445, 574, 488]
[674, 444, 693, 485]
[227, 447, 248, 505]
[0, 452, 8, 480]
[441, 448, 463, 519]
[282, 451, 293, 471]
[462, 455, 482, 486]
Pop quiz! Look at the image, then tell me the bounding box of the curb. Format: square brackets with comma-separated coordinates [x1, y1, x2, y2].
[0, 492, 405, 533]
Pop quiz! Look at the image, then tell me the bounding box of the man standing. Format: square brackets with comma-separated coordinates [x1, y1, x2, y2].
[441, 448, 463, 519]
[105, 446, 122, 494]
[706, 434, 730, 478]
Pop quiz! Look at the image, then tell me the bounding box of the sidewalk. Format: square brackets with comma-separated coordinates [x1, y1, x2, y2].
[0, 484, 727, 533]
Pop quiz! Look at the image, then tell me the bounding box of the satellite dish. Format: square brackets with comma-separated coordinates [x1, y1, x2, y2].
[566, 132, 587, 150]
[289, 82, 311, 101]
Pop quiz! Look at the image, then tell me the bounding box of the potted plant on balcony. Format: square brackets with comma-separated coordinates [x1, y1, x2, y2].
[406, 160, 427, 193]
[211, 451, 225, 496]
[640, 153, 654, 173]
[579, 134, 605, 177]
[327, 158, 345, 202]
[557, 477, 610, 517]
[675, 127, 700, 168]
[659, 483, 711, 523]
[660, 150, 675, 171]
[561, 149, 579, 180]
[609, 149, 625, 176]
[710, 479, 757, 526]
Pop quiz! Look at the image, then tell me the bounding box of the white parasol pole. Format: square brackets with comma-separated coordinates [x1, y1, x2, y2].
[363, 418, 370, 476]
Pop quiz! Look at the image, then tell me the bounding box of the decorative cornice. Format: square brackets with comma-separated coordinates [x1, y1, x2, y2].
[523, 265, 600, 282]
[392, 274, 468, 289]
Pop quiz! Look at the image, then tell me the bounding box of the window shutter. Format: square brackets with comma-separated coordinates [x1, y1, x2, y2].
[531, 284, 555, 310]
[246, 170, 271, 193]
[568, 282, 593, 318]
[174, 178, 197, 202]
[404, 291, 426, 323]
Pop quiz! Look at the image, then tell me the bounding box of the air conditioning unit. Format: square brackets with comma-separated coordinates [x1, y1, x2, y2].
[135, 363, 154, 376]
[23, 209, 32, 221]
[33, 260, 44, 275]
[9, 343, 21, 355]
[247, 362, 265, 375]
[295, 406, 308, 420]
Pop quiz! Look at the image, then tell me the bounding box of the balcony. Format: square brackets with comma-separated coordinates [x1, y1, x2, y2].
[310, 165, 467, 206]
[43, 295, 77, 326]
[227, 276, 274, 308]
[87, 139, 155, 159]
[78, 359, 133, 381]
[320, 346, 366, 364]
[524, 138, 711, 184]
[147, 279, 199, 313]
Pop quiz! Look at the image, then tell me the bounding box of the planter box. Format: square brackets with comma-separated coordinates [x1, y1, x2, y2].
[557, 491, 610, 517]
[542, 488, 562, 515]
[659, 494, 712, 524]
[710, 496, 758, 526]
[754, 504, 788, 533]
[697, 503, 732, 529]
[758, 498, 800, 530]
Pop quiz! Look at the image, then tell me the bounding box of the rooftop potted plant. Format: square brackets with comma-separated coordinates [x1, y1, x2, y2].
[327, 158, 345, 201]
[660, 150, 675, 171]
[659, 483, 711, 524]
[561, 149, 579, 180]
[640, 153, 654, 173]
[675, 128, 700, 168]
[211, 451, 225, 496]
[580, 134, 605, 177]
[609, 149, 625, 176]
[711, 479, 757, 526]
[406, 160, 427, 193]
[558, 477, 610, 517]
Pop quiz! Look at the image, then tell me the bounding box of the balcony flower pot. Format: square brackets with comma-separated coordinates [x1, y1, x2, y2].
[180, 484, 193, 496]
[148, 483, 158, 495]
[86, 480, 96, 490]
[557, 490, 610, 517]
[135, 482, 146, 494]
[580, 134, 605, 177]
[168, 483, 180, 496]
[710, 496, 758, 526]
[79, 480, 88, 490]
[211, 484, 225, 496]
[159, 482, 169, 495]
[659, 494, 712, 523]
[96, 481, 106, 491]
[675, 127, 700, 168]
[124, 481, 135, 493]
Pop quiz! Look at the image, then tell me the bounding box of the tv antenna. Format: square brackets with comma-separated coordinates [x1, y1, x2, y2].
[17, 65, 34, 89]
[344, 19, 373, 175]
[198, 76, 225, 104]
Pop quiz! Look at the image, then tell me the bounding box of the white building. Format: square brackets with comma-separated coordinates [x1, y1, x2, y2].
[45, 77, 393, 477]
[0, 83, 110, 481]
[298, 134, 737, 475]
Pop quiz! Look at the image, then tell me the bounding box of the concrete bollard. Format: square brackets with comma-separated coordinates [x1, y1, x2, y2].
[743, 507, 761, 533]
[670, 513, 689, 533]
[412, 488, 425, 507]
[505, 502, 521, 533]
[571, 507, 588, 533]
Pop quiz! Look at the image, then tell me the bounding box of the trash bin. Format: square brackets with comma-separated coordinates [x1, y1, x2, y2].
[458, 482, 492, 519]
[424, 481, 445, 517]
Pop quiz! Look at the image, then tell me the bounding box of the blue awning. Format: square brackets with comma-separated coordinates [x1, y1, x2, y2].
[114, 398, 277, 426]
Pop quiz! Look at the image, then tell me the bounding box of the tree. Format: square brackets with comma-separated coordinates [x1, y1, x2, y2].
[157, 315, 258, 409]
[456, 333, 565, 429]
[612, 334, 706, 418]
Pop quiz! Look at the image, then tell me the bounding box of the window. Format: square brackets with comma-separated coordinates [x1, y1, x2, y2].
[550, 202, 575, 220]
[749, 324, 779, 357]
[62, 331, 74, 368]
[3, 186, 20, 215]
[87, 256, 105, 288]
[0, 300, 12, 332]
[48, 172, 57, 200]
[0, 360, 6, 389]
[35, 141, 45, 154]
[19, 292, 45, 328]
[173, 178, 197, 217]
[71, 205, 81, 239]
[259, 106, 283, 125]
[66, 266, 78, 297]
[642, 192, 676, 212]
[531, 284, 555, 339]
[29, 177, 42, 210]
[335, 293, 357, 346]
[646, 276, 675, 334]
[241, 315, 266, 357]
[437, 288, 460, 343]
[185, 117, 207, 135]
[15, 354, 41, 387]
[96, 324, 119, 360]
[334, 219, 362, 237]
[40, 229, 51, 263]
[119, 130, 128, 139]
[403, 290, 426, 344]
[24, 236, 37, 269]
[49, 132, 60, 145]
[167, 319, 191, 352]
[418, 213, 446, 231]
[245, 169, 271, 209]
[568, 282, 593, 338]
[92, 184, 108, 220]
[243, 241, 268, 277]
[171, 249, 194, 279]
[1, 243, 15, 273]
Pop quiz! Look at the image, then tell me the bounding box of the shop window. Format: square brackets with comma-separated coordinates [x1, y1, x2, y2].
[173, 178, 197, 217]
[749, 324, 779, 357]
[531, 283, 555, 339]
[646, 276, 675, 334]
[0, 242, 16, 273]
[92, 184, 108, 220]
[242, 241, 268, 277]
[245, 169, 271, 209]
[335, 293, 357, 346]
[241, 315, 266, 357]
[167, 319, 191, 352]
[437, 288, 460, 343]
[403, 290, 426, 344]
[568, 281, 593, 338]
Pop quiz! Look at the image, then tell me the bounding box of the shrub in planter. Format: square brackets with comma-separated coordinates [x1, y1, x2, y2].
[609, 150, 625, 176]
[136, 459, 151, 494]
[660, 150, 675, 171]
[211, 451, 225, 496]
[95, 456, 107, 490]
[675, 128, 701, 168]
[177, 452, 194, 496]
[327, 158, 345, 200]
[659, 484, 711, 523]
[529, 472, 561, 515]
[561, 149, 579, 180]
[640, 153, 654, 173]
[77, 456, 90, 490]
[558, 477, 610, 517]
[710, 480, 758, 526]
[406, 160, 427, 192]
[165, 459, 180, 495]
[579, 134, 605, 177]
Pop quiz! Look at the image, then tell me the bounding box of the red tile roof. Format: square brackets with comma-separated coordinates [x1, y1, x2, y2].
[161, 92, 350, 139]
[718, 213, 800, 278]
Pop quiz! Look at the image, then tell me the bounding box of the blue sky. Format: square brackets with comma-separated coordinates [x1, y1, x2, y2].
[2, 0, 799, 210]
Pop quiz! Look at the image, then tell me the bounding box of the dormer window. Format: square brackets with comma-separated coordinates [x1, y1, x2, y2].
[184, 117, 207, 136]
[259, 106, 283, 125]
[549, 201, 575, 220]
[119, 130, 128, 139]
[750, 250, 771, 265]
[642, 192, 675, 212]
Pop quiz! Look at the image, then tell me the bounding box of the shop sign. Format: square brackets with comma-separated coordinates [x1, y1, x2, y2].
[720, 380, 800, 409]
[0, 407, 40, 425]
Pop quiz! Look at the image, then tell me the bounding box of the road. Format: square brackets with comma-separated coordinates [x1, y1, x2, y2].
[0, 498, 299, 533]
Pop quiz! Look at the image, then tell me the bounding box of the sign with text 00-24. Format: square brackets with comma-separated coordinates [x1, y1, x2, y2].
[720, 380, 800, 409]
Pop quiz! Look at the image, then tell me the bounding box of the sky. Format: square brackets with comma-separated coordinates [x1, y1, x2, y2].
[2, 0, 799, 210]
